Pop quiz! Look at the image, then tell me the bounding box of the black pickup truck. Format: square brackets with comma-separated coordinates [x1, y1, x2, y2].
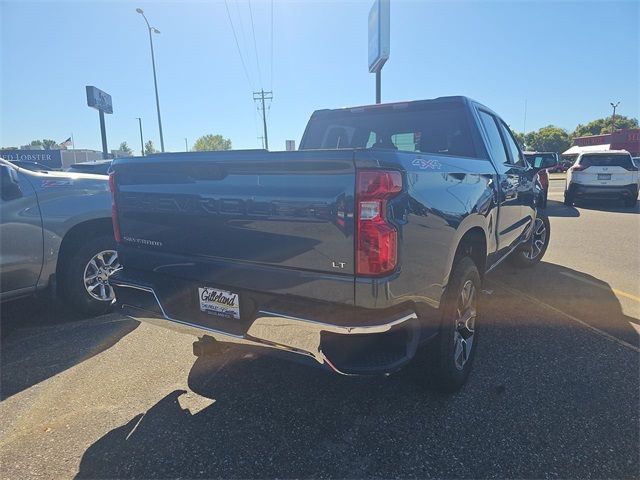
[109, 96, 555, 392]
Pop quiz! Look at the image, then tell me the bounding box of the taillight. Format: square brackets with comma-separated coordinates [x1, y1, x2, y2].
[356, 170, 402, 276]
[108, 172, 122, 243]
[570, 164, 587, 172]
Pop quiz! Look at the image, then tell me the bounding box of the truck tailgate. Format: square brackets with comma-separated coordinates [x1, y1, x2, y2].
[112, 150, 356, 303]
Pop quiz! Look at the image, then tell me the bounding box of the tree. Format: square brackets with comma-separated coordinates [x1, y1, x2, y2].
[28, 139, 60, 149]
[573, 115, 638, 138]
[512, 131, 526, 150]
[524, 125, 572, 153]
[144, 140, 157, 155]
[119, 141, 133, 155]
[192, 134, 232, 152]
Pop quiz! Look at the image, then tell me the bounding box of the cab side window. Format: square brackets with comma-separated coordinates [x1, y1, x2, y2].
[478, 110, 508, 165]
[499, 122, 525, 167]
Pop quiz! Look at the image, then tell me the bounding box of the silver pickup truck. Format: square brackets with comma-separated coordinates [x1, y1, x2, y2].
[0, 159, 118, 314]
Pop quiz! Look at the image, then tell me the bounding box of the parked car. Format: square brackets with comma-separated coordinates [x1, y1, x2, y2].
[109, 96, 555, 392]
[66, 160, 113, 175]
[564, 150, 639, 207]
[548, 159, 572, 173]
[524, 151, 557, 208]
[0, 159, 119, 314]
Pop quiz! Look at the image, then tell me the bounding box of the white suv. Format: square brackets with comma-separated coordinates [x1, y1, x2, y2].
[564, 150, 639, 207]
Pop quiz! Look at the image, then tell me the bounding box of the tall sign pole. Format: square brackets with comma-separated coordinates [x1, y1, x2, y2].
[99, 110, 108, 157]
[368, 0, 390, 104]
[86, 86, 113, 159]
[136, 117, 145, 156]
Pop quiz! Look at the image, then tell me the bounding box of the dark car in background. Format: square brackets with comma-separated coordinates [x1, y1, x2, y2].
[67, 160, 113, 175]
[524, 152, 557, 208]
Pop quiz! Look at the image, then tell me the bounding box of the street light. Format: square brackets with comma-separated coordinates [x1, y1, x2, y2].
[136, 8, 165, 153]
[610, 101, 620, 134]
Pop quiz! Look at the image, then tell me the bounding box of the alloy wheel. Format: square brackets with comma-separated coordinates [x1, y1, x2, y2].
[83, 250, 120, 301]
[453, 279, 477, 370]
[524, 217, 547, 260]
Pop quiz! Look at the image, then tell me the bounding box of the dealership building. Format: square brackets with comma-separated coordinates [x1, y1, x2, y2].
[563, 128, 640, 159]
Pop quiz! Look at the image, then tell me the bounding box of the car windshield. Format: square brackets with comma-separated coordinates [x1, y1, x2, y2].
[580, 154, 633, 168]
[300, 102, 477, 158]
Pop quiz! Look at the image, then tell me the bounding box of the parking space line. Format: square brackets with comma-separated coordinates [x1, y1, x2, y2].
[559, 271, 640, 303]
[495, 282, 640, 353]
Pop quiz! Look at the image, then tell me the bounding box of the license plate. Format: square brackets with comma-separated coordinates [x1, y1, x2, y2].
[198, 287, 240, 319]
[597, 174, 611, 180]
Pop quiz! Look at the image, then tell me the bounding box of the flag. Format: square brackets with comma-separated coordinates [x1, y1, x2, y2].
[60, 137, 72, 149]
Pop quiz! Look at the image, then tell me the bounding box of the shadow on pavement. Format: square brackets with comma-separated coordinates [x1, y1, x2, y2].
[489, 261, 639, 347]
[75, 262, 639, 479]
[573, 198, 639, 214]
[1, 297, 138, 400]
[544, 199, 580, 218]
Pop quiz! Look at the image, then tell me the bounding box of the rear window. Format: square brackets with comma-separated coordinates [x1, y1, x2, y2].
[300, 103, 477, 158]
[524, 153, 556, 166]
[579, 154, 633, 168]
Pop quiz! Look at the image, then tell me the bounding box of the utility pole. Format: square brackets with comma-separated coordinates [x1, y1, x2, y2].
[136, 117, 144, 156]
[257, 136, 265, 149]
[253, 90, 273, 150]
[610, 101, 620, 133]
[185, 138, 188, 152]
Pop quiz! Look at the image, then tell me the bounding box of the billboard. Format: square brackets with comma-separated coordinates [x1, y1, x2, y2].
[86, 86, 113, 114]
[368, 0, 390, 73]
[0, 150, 63, 169]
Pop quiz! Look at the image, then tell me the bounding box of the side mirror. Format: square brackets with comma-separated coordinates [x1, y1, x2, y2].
[1, 165, 23, 201]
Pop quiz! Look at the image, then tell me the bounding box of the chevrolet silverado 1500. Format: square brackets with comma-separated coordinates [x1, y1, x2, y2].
[109, 96, 556, 392]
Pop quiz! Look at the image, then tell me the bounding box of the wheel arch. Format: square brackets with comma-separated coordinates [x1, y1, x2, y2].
[55, 218, 114, 291]
[446, 226, 488, 286]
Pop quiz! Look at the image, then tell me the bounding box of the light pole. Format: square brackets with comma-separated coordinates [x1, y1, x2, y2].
[136, 117, 144, 156]
[136, 8, 165, 152]
[610, 101, 620, 133]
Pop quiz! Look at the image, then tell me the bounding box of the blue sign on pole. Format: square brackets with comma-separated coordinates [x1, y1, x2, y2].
[368, 0, 390, 73]
[0, 150, 63, 170]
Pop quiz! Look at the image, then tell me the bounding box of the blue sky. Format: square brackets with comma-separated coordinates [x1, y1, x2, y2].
[1, 0, 638, 153]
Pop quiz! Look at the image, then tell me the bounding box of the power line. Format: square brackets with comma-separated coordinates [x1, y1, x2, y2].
[224, 0, 254, 90]
[247, 0, 263, 87]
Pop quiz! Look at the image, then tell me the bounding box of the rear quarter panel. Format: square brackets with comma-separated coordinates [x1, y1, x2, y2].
[354, 149, 497, 311]
[31, 174, 111, 288]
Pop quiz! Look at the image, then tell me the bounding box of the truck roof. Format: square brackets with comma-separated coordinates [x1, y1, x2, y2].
[310, 96, 484, 117]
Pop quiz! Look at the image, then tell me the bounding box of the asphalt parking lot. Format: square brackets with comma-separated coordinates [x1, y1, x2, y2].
[1, 179, 639, 479]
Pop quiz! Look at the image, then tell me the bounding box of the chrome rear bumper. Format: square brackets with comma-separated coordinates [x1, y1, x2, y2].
[113, 281, 420, 375]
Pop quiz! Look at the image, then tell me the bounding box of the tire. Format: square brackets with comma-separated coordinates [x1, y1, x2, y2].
[563, 191, 573, 206]
[427, 257, 481, 393]
[59, 234, 120, 316]
[508, 213, 550, 268]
